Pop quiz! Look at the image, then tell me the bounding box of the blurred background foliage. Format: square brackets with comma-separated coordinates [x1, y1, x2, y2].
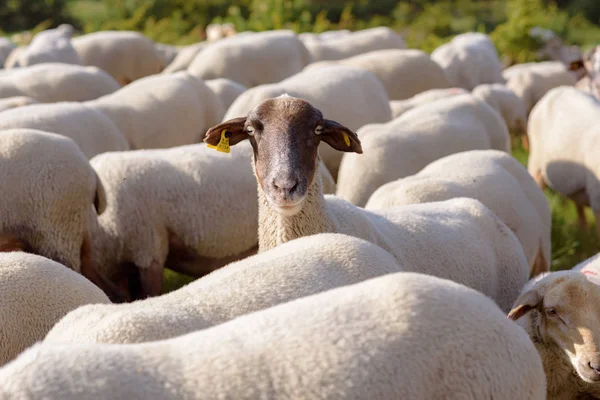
[1, 0, 600, 56]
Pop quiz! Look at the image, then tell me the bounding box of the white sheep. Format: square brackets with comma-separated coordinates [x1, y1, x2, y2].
[0, 96, 39, 113]
[0, 63, 120, 102]
[365, 150, 551, 277]
[472, 83, 529, 147]
[305, 49, 450, 101]
[224, 65, 392, 179]
[0, 38, 16, 68]
[188, 30, 311, 87]
[0, 129, 109, 289]
[86, 141, 335, 301]
[337, 93, 510, 207]
[504, 61, 577, 114]
[578, 45, 600, 100]
[86, 72, 224, 149]
[13, 24, 81, 67]
[509, 269, 600, 399]
[2, 273, 546, 399]
[45, 233, 401, 344]
[389, 87, 467, 118]
[206, 96, 529, 312]
[0, 102, 129, 158]
[298, 29, 351, 43]
[527, 86, 600, 236]
[0, 252, 109, 366]
[301, 26, 406, 62]
[72, 31, 165, 85]
[205, 78, 247, 110]
[161, 42, 209, 74]
[431, 32, 505, 90]
[205, 22, 237, 42]
[154, 42, 179, 67]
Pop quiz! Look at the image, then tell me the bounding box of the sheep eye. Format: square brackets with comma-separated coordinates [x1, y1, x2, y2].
[545, 308, 558, 317]
[315, 125, 324, 135]
[246, 126, 255, 136]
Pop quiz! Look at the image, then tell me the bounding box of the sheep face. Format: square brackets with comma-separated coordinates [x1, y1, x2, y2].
[509, 272, 600, 384]
[205, 96, 361, 216]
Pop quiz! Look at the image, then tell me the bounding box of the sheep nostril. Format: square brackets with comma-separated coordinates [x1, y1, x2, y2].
[588, 362, 600, 373]
[289, 183, 298, 195]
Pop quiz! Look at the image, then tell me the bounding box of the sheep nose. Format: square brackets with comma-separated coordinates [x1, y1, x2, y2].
[589, 361, 600, 374]
[271, 177, 298, 199]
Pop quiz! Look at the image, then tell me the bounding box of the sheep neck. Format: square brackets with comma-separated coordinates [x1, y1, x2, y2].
[257, 172, 337, 252]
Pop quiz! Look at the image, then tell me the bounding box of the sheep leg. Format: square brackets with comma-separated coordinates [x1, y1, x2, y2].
[576, 204, 589, 231]
[530, 168, 546, 191]
[521, 134, 530, 151]
[570, 190, 591, 232]
[138, 261, 163, 299]
[530, 244, 549, 278]
[0, 234, 27, 252]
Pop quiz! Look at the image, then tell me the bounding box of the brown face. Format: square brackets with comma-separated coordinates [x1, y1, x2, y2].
[205, 96, 362, 215]
[509, 272, 600, 384]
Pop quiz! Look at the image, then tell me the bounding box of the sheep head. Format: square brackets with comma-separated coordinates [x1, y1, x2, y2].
[509, 271, 600, 385]
[205, 95, 361, 216]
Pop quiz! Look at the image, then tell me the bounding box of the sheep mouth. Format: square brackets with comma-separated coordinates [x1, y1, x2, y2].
[265, 196, 306, 216]
[576, 366, 600, 384]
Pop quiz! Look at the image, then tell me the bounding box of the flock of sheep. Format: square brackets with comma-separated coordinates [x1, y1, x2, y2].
[0, 22, 599, 399]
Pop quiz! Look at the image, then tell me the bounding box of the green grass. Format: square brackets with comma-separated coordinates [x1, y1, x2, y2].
[512, 137, 600, 272]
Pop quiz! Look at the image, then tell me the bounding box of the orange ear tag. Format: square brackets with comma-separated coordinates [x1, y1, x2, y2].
[343, 133, 351, 147]
[207, 129, 231, 153]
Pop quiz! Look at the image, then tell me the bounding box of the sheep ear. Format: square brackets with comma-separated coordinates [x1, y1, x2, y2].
[204, 117, 248, 147]
[508, 290, 542, 321]
[320, 119, 362, 154]
[569, 60, 584, 71]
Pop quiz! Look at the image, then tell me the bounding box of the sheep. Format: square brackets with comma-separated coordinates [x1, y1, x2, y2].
[0, 129, 111, 293]
[86, 141, 336, 301]
[13, 24, 80, 67]
[305, 49, 450, 101]
[0, 252, 109, 366]
[72, 31, 165, 85]
[154, 42, 179, 67]
[205, 78, 247, 110]
[0, 38, 15, 68]
[161, 42, 209, 74]
[206, 96, 529, 312]
[86, 72, 224, 150]
[504, 61, 577, 114]
[577, 45, 600, 100]
[2, 272, 546, 399]
[205, 22, 237, 42]
[389, 87, 467, 118]
[527, 86, 600, 236]
[224, 65, 392, 179]
[0, 96, 38, 113]
[298, 29, 351, 43]
[509, 269, 600, 399]
[431, 32, 505, 90]
[472, 83, 529, 147]
[45, 233, 401, 344]
[336, 93, 510, 207]
[187, 30, 311, 87]
[0, 63, 120, 102]
[0, 102, 129, 158]
[301, 26, 406, 62]
[365, 149, 551, 278]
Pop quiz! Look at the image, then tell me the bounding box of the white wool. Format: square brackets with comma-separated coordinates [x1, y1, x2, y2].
[389, 87, 467, 118]
[162, 42, 209, 74]
[15, 25, 81, 67]
[205, 78, 247, 110]
[0, 96, 38, 113]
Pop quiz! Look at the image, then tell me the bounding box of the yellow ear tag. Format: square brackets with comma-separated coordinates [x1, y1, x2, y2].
[207, 129, 231, 153]
[343, 133, 351, 147]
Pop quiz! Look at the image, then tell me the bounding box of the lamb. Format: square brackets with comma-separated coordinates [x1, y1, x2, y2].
[0, 252, 109, 366]
[0, 63, 120, 102]
[2, 272, 546, 399]
[504, 61, 577, 114]
[85, 72, 224, 150]
[0, 96, 38, 113]
[206, 96, 529, 312]
[0, 38, 15, 68]
[45, 234, 401, 344]
[0, 102, 129, 158]
[87, 141, 336, 301]
[526, 86, 600, 236]
[205, 78, 247, 110]
[72, 31, 165, 85]
[301, 26, 406, 62]
[472, 83, 528, 147]
[0, 129, 111, 292]
[365, 150, 551, 277]
[389, 87, 467, 118]
[224, 65, 392, 179]
[305, 49, 450, 101]
[161, 42, 209, 73]
[187, 30, 311, 87]
[336, 93, 510, 207]
[13, 24, 81, 67]
[509, 269, 600, 399]
[431, 32, 505, 90]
